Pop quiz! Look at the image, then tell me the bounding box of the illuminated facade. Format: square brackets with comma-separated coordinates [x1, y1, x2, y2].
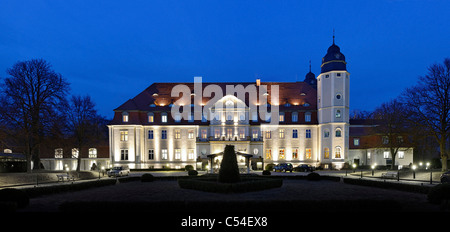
[108, 41, 352, 170]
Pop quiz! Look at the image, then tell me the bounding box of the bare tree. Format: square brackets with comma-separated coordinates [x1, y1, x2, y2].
[0, 59, 69, 172]
[401, 58, 450, 171]
[66, 95, 104, 172]
[372, 99, 412, 170]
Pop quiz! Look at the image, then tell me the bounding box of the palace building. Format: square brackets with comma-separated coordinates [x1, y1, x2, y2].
[108, 40, 413, 171]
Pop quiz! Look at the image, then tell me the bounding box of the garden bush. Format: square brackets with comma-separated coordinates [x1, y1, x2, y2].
[185, 165, 194, 171]
[0, 188, 29, 208]
[188, 170, 198, 176]
[265, 163, 275, 171]
[262, 170, 271, 176]
[307, 172, 321, 181]
[141, 173, 155, 182]
[427, 183, 450, 204]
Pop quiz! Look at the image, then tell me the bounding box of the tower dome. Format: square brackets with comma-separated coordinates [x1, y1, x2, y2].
[321, 36, 346, 73]
[304, 61, 317, 87]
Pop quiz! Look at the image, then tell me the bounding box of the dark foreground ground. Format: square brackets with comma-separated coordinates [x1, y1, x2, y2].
[19, 178, 441, 212]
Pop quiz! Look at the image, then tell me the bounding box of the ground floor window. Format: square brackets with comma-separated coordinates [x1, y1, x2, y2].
[335, 147, 341, 159]
[265, 149, 272, 159]
[279, 148, 285, 159]
[148, 149, 154, 160]
[292, 148, 298, 159]
[161, 149, 168, 160]
[305, 148, 311, 159]
[121, 149, 128, 160]
[324, 147, 330, 159]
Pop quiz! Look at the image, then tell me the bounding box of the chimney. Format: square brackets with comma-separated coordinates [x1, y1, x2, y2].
[256, 79, 260, 86]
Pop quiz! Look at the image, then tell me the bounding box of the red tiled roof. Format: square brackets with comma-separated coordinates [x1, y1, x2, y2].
[112, 81, 318, 125]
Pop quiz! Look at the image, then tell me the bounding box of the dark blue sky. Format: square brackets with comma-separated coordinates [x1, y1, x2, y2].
[1, 0, 449, 118]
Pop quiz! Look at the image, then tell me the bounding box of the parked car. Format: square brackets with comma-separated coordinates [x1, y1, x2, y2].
[295, 164, 314, 172]
[274, 163, 293, 172]
[107, 166, 130, 177]
[440, 171, 450, 183]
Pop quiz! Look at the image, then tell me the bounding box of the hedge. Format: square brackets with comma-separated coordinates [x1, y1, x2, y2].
[342, 178, 431, 194]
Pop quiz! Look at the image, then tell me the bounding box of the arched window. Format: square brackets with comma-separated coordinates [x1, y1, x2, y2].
[335, 128, 342, 137]
[335, 147, 341, 159]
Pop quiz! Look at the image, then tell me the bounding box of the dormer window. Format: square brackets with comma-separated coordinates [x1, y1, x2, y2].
[122, 112, 129, 122]
[148, 113, 154, 123]
[161, 112, 168, 123]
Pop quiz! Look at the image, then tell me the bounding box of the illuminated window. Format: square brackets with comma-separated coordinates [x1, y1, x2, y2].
[398, 151, 405, 159]
[55, 148, 63, 158]
[335, 147, 341, 159]
[279, 129, 285, 139]
[239, 128, 245, 139]
[122, 113, 128, 122]
[201, 129, 208, 139]
[292, 148, 298, 159]
[121, 149, 128, 160]
[265, 149, 272, 159]
[354, 138, 360, 146]
[188, 130, 194, 139]
[188, 149, 195, 160]
[175, 130, 181, 139]
[214, 129, 220, 139]
[305, 148, 311, 159]
[265, 130, 271, 139]
[148, 113, 154, 123]
[279, 113, 285, 122]
[71, 148, 79, 158]
[252, 129, 258, 139]
[324, 148, 330, 159]
[227, 128, 233, 138]
[120, 130, 128, 141]
[88, 148, 97, 158]
[148, 149, 154, 160]
[161, 149, 168, 160]
[383, 151, 390, 159]
[335, 110, 341, 118]
[161, 113, 167, 123]
[279, 148, 285, 159]
[175, 149, 181, 160]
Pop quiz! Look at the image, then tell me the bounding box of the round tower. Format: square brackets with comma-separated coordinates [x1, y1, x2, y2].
[317, 36, 350, 169]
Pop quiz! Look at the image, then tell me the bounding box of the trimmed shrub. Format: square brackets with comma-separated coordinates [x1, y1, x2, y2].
[0, 188, 29, 208]
[178, 177, 282, 193]
[218, 145, 240, 183]
[185, 165, 194, 171]
[428, 183, 450, 204]
[141, 173, 155, 182]
[265, 163, 275, 171]
[307, 172, 320, 181]
[188, 170, 198, 176]
[262, 170, 271, 176]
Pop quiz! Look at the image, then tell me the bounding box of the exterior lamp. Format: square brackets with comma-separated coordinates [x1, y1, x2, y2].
[412, 165, 417, 179]
[352, 163, 356, 173]
[426, 162, 430, 170]
[371, 165, 375, 176]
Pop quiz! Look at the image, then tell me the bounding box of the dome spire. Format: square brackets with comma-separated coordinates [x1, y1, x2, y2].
[332, 29, 335, 44]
